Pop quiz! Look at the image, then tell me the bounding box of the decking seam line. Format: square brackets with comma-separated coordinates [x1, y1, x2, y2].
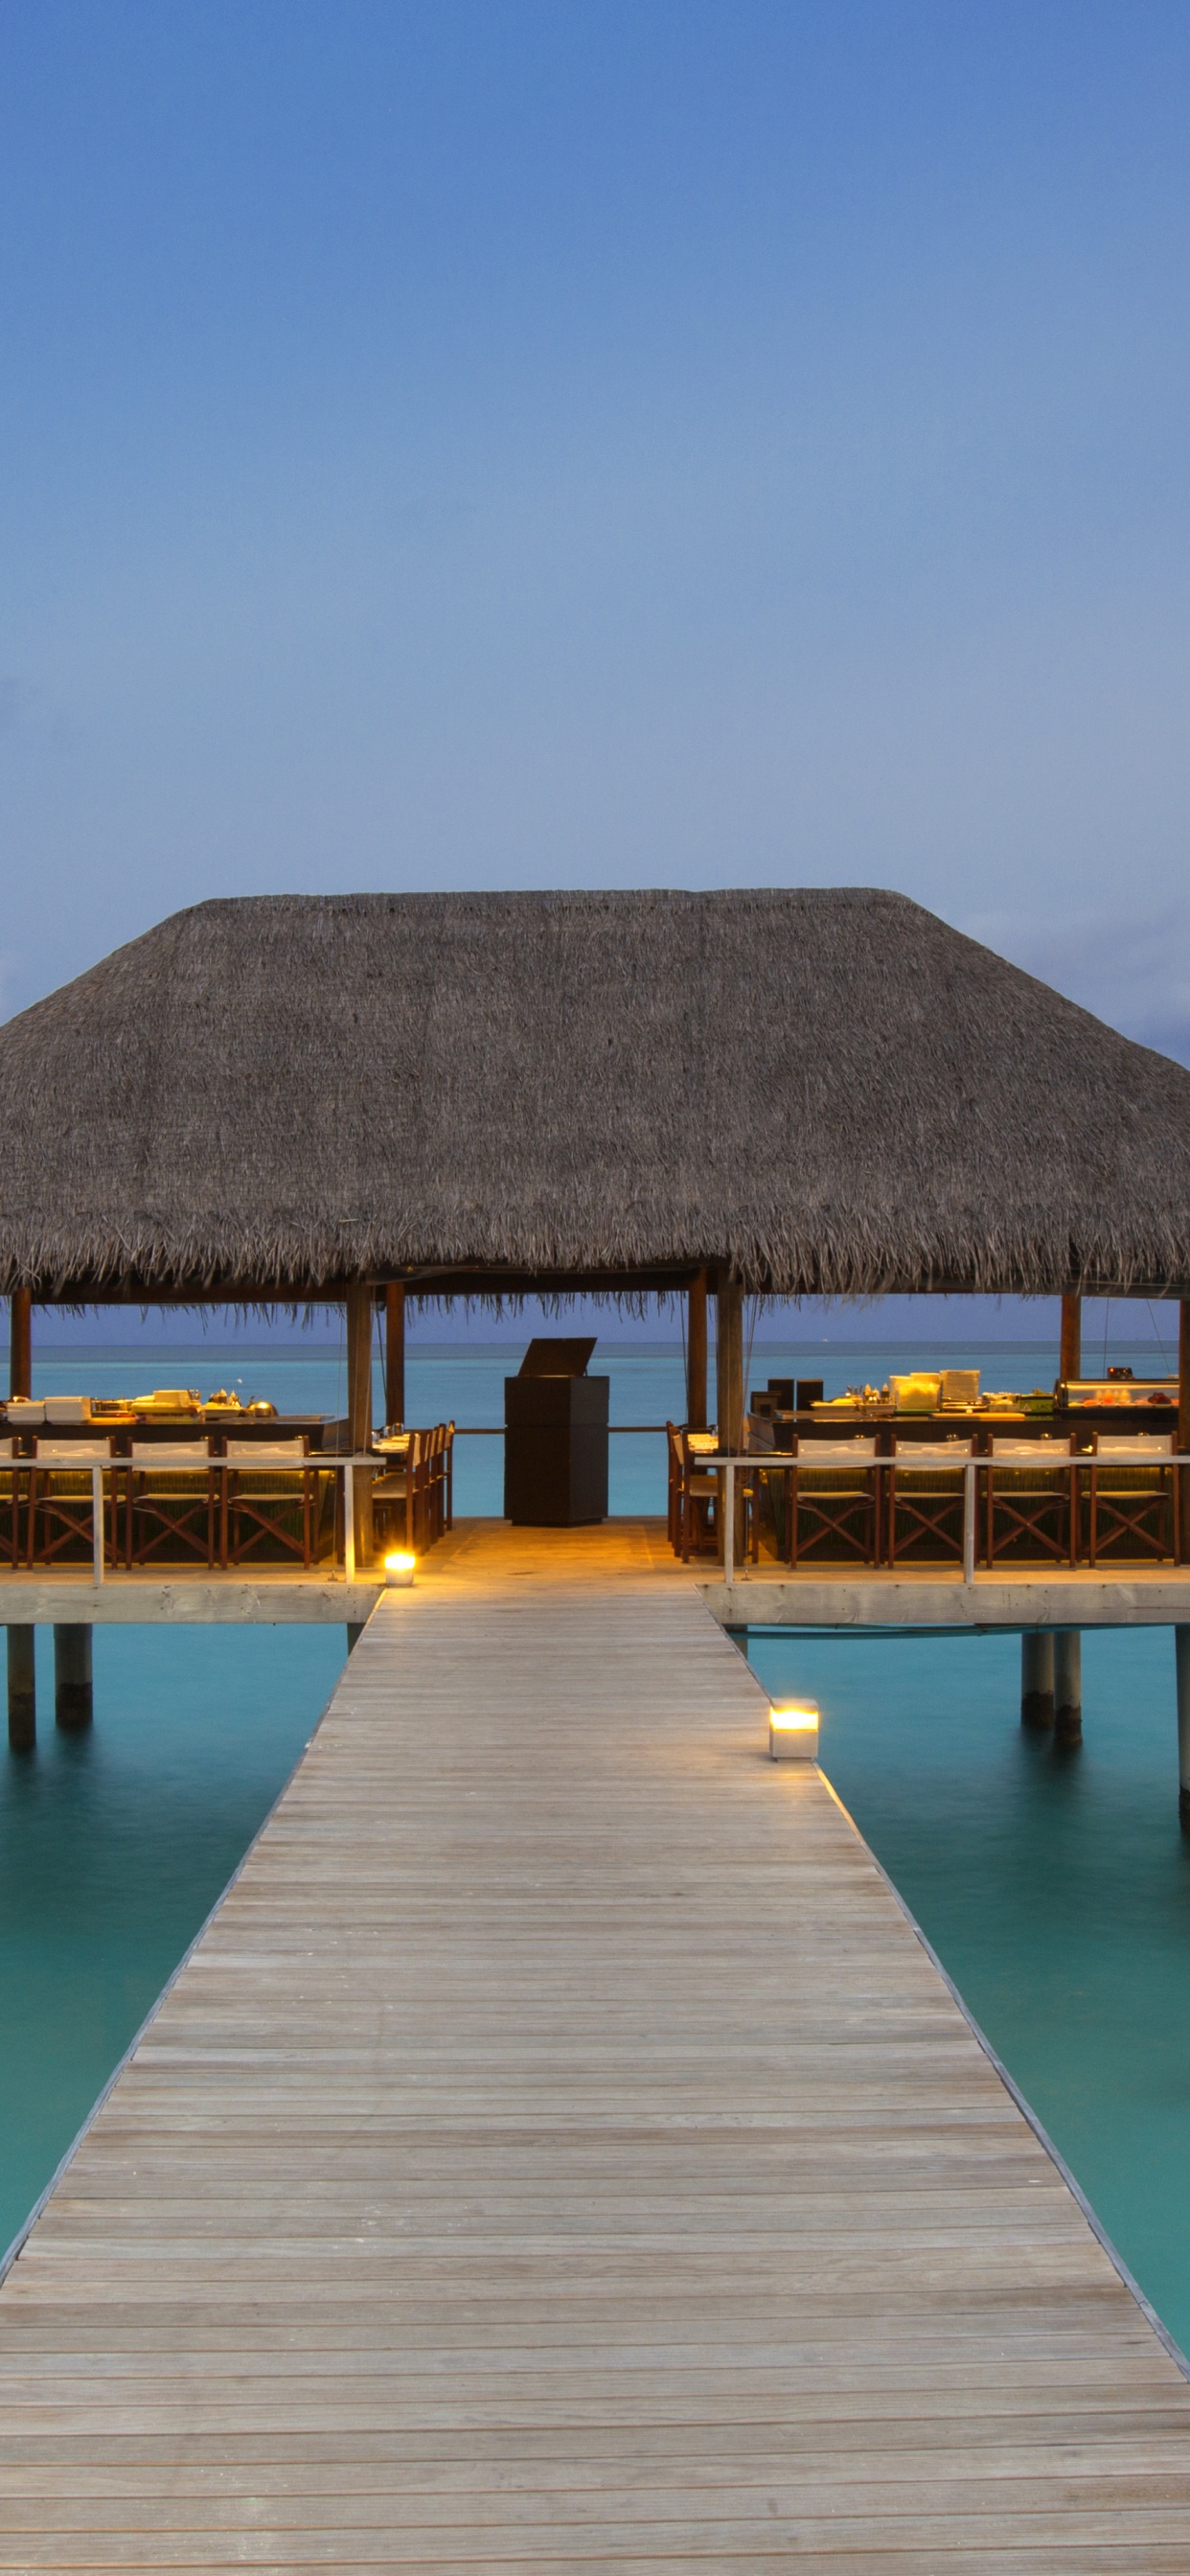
[0, 1616, 370, 2290]
[812, 1766, 1190, 2385]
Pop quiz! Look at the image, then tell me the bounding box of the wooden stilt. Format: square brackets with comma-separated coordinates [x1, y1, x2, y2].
[346, 1623, 365, 1654]
[7, 1625, 34, 1751]
[1177, 1629, 1190, 1826]
[1020, 1631, 1054, 1730]
[1054, 1629, 1082, 1747]
[384, 1283, 405, 1431]
[345, 1283, 375, 1569]
[1060, 1292, 1081, 1386]
[54, 1624, 93, 1730]
[9, 1287, 31, 1400]
[686, 1270, 707, 1432]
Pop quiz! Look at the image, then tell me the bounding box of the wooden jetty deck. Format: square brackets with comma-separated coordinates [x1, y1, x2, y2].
[3, 1522, 1190, 2567]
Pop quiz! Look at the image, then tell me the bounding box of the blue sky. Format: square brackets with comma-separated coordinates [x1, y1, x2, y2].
[2, 0, 1189, 1058]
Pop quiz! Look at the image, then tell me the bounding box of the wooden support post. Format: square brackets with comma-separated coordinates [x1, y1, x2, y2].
[1053, 1629, 1082, 1747]
[346, 1623, 365, 1654]
[1060, 1293, 1081, 1387]
[7, 1626, 34, 1752]
[716, 1275, 744, 1454]
[9, 1288, 31, 1400]
[1177, 1629, 1190, 1826]
[345, 1283, 375, 1569]
[1021, 1631, 1055, 1730]
[384, 1283, 405, 1431]
[1179, 1300, 1190, 1567]
[716, 1274, 744, 1562]
[686, 1269, 707, 1431]
[54, 1624, 92, 1730]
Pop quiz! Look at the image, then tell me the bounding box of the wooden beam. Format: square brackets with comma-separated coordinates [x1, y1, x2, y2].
[686, 1269, 707, 1430]
[715, 1276, 746, 1564]
[384, 1283, 405, 1430]
[1179, 1300, 1190, 1567]
[345, 1283, 375, 1568]
[9, 1288, 31, 1400]
[1060, 1292, 1081, 1384]
[715, 1274, 744, 1456]
[345, 1285, 375, 1453]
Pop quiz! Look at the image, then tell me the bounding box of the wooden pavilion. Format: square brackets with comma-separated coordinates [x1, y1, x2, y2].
[1, 885, 1188, 1455]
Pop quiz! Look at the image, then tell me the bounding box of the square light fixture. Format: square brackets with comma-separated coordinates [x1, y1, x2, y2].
[384, 1552, 416, 1587]
[768, 1700, 819, 1761]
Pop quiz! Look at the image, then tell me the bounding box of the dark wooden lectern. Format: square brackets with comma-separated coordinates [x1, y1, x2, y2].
[504, 1338, 609, 1527]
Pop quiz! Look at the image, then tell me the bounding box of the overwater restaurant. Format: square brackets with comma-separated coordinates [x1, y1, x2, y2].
[0, 883, 1188, 1579]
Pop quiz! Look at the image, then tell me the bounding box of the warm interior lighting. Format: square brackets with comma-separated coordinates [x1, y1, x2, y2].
[769, 1699, 820, 1761]
[384, 1551, 416, 1586]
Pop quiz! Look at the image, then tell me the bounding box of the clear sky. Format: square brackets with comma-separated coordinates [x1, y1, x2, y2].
[2, 0, 1188, 1058]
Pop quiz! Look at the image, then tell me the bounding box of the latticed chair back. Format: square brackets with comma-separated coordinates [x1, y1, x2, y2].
[124, 1439, 217, 1568]
[28, 1438, 113, 1568]
[221, 1437, 313, 1569]
[887, 1439, 973, 1567]
[1086, 1433, 1177, 1566]
[984, 1437, 1077, 1568]
[786, 1437, 880, 1567]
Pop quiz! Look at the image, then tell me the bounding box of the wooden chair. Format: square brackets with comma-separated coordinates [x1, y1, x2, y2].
[665, 1424, 719, 1561]
[123, 1439, 217, 1568]
[27, 1438, 113, 1567]
[742, 1414, 777, 1565]
[371, 1431, 422, 1558]
[982, 1437, 1077, 1568]
[423, 1422, 450, 1547]
[786, 1437, 880, 1567]
[1086, 1434, 1177, 1566]
[221, 1437, 313, 1569]
[885, 1439, 972, 1567]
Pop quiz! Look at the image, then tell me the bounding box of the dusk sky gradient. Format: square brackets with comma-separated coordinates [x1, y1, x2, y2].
[2, 0, 1189, 1061]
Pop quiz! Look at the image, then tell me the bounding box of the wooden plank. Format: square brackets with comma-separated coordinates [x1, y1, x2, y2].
[1, 1520, 1188, 2564]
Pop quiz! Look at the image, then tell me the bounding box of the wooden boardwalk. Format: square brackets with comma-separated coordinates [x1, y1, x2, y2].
[3, 1521, 1190, 2568]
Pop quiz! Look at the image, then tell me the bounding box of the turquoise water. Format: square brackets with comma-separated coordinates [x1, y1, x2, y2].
[0, 1625, 343, 2263]
[7, 1328, 1190, 2358]
[747, 1622, 1190, 2359]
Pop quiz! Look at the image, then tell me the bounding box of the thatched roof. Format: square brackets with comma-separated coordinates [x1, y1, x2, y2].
[0, 886, 1188, 1301]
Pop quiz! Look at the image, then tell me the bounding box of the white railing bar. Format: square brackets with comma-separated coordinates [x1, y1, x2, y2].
[702, 1451, 1190, 1468]
[92, 1465, 104, 1589]
[706, 1451, 1188, 1588]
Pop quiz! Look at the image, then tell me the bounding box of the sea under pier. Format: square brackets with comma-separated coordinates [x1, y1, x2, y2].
[2, 1519, 1190, 2566]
